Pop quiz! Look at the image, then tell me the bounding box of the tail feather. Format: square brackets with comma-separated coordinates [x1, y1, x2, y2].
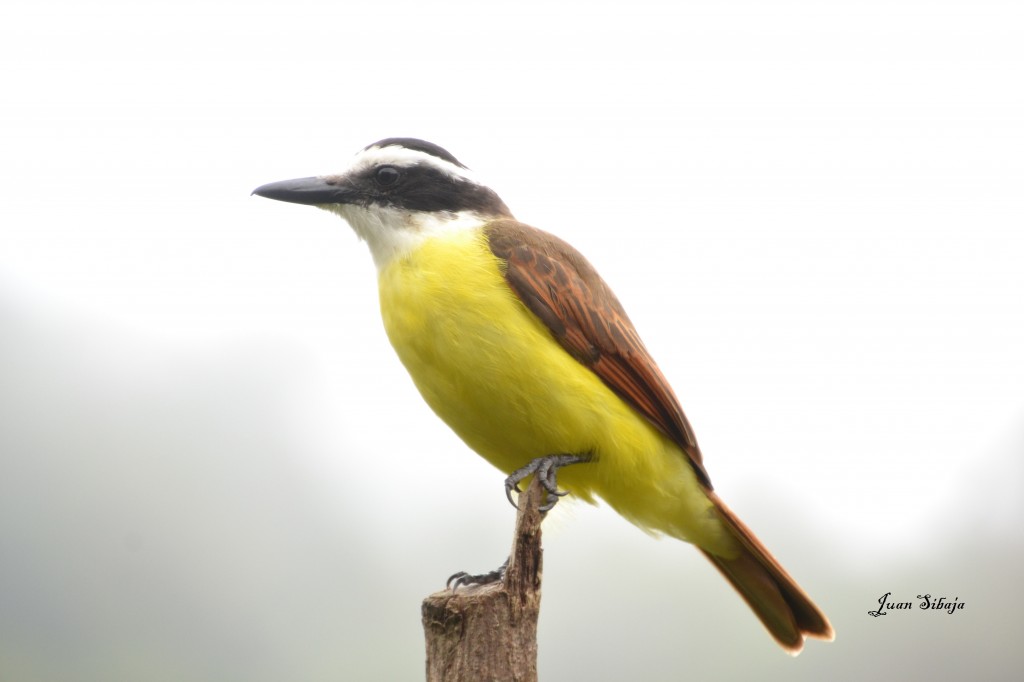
[701, 492, 834, 655]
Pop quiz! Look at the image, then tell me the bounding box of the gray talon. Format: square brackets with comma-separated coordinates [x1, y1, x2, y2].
[503, 454, 590, 512]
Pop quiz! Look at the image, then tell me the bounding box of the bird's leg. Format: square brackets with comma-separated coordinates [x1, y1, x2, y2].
[448, 454, 589, 590]
[505, 453, 591, 512]
[447, 557, 509, 589]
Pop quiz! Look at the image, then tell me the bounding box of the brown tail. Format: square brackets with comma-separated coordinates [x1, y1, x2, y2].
[700, 492, 835, 655]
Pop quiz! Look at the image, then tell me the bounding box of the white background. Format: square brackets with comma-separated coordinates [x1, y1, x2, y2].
[2, 1, 1022, 679]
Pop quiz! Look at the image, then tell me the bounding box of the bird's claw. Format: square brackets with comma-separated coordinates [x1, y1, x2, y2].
[447, 558, 509, 590]
[503, 454, 589, 512]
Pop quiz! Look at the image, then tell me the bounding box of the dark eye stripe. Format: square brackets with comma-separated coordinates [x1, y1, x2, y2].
[362, 163, 511, 216]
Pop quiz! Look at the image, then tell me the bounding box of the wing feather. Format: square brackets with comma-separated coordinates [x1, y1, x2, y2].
[486, 219, 712, 488]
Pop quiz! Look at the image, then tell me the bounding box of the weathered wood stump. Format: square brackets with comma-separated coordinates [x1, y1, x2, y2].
[422, 477, 545, 682]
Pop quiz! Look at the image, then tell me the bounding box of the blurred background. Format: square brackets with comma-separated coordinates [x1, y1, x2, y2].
[2, 0, 1022, 679]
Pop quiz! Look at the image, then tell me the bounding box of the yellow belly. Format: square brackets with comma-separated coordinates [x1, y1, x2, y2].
[377, 227, 728, 552]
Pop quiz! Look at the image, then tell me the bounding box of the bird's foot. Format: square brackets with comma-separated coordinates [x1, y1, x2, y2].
[504, 453, 590, 512]
[447, 557, 509, 590]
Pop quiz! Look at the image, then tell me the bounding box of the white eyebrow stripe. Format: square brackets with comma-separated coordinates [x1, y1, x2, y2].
[348, 145, 485, 185]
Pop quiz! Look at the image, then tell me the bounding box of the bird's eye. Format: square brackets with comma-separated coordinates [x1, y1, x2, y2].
[375, 165, 400, 187]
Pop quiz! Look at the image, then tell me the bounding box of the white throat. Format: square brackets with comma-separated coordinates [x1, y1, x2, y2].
[323, 203, 488, 269]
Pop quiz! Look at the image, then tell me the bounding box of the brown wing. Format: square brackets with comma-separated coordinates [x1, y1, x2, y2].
[485, 219, 712, 489]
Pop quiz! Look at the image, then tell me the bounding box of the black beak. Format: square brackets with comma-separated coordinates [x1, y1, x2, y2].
[252, 177, 356, 206]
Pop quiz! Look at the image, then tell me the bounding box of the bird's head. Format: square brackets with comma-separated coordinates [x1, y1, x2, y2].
[253, 138, 512, 267]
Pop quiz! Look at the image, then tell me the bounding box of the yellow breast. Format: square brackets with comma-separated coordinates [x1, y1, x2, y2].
[376, 226, 724, 549]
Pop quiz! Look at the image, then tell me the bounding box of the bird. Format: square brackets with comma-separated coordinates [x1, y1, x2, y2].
[252, 137, 834, 654]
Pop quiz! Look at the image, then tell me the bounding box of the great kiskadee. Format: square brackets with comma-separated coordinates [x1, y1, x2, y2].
[253, 138, 834, 654]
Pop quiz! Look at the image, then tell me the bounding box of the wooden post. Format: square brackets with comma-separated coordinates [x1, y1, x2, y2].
[421, 477, 545, 682]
